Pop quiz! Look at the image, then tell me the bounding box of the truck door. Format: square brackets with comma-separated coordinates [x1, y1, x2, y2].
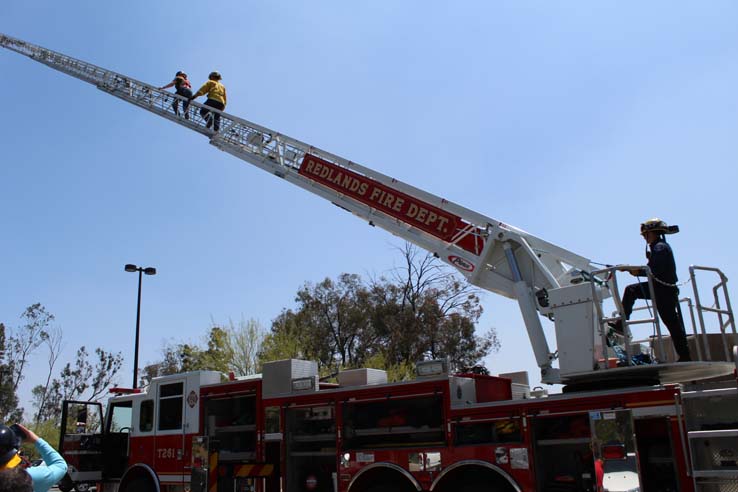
[589, 410, 643, 492]
[154, 379, 187, 487]
[60, 401, 104, 487]
[104, 398, 134, 479]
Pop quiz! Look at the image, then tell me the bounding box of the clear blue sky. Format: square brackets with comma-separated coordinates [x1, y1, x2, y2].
[2, 2, 737, 411]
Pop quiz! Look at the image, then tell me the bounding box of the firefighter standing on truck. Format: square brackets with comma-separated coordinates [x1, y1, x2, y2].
[612, 218, 692, 362]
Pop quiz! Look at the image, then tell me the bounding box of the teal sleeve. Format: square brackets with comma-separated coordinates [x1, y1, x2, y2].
[26, 438, 68, 492]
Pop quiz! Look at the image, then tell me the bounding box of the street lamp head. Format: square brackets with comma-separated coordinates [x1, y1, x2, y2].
[143, 267, 157, 276]
[124, 264, 138, 272]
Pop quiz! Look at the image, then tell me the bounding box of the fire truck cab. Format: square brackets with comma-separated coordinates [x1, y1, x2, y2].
[60, 371, 221, 492]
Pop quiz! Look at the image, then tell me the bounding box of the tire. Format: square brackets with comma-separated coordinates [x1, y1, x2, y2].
[75, 483, 90, 492]
[365, 484, 408, 492]
[57, 474, 75, 492]
[121, 477, 156, 492]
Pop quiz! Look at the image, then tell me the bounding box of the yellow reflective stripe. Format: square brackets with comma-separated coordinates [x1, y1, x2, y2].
[0, 454, 22, 470]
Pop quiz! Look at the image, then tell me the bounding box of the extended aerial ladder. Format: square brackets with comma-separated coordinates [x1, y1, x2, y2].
[3, 33, 734, 386]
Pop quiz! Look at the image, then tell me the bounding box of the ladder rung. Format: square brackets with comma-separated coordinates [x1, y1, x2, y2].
[699, 306, 731, 315]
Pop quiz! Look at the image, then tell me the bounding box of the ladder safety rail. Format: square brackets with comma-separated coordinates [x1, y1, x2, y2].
[592, 265, 666, 366]
[626, 297, 704, 361]
[689, 265, 736, 362]
[591, 267, 625, 366]
[2, 32, 611, 383]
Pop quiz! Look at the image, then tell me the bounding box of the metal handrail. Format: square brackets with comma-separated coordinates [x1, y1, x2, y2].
[689, 265, 736, 362]
[625, 297, 703, 361]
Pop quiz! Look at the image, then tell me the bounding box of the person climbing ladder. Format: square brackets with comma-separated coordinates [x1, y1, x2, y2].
[159, 71, 193, 119]
[190, 71, 227, 131]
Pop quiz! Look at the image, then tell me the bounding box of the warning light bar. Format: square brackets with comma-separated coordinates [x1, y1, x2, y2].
[109, 387, 142, 395]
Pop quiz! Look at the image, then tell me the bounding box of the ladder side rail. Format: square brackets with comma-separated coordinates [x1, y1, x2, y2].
[215, 114, 595, 286]
[211, 134, 489, 259]
[1, 33, 145, 90]
[1, 33, 216, 138]
[216, 123, 530, 293]
[211, 138, 522, 296]
[100, 78, 215, 137]
[168, 77, 595, 275]
[167, 99, 513, 265]
[0, 33, 235, 139]
[216, 112, 498, 228]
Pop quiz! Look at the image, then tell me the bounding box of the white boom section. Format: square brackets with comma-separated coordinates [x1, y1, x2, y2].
[1, 33, 605, 382]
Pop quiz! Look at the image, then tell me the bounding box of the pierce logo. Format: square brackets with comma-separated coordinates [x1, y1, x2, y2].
[187, 390, 198, 408]
[449, 255, 474, 272]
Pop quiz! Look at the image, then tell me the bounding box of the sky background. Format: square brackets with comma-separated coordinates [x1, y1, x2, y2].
[2, 1, 737, 415]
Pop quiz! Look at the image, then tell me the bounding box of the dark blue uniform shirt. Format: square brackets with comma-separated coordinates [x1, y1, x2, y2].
[648, 238, 678, 286]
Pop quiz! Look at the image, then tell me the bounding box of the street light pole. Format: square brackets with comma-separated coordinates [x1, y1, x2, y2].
[133, 268, 143, 389]
[125, 264, 157, 389]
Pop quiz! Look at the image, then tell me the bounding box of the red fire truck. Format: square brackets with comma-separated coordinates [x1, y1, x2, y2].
[59, 356, 738, 492]
[2, 33, 738, 492]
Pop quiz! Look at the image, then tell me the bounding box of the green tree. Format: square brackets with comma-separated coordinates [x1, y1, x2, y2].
[260, 243, 499, 377]
[142, 321, 266, 384]
[6, 304, 53, 391]
[33, 325, 63, 424]
[1, 303, 55, 422]
[140, 344, 183, 386]
[194, 326, 232, 374]
[0, 323, 22, 422]
[223, 317, 264, 376]
[261, 274, 372, 372]
[374, 243, 498, 370]
[260, 310, 309, 362]
[39, 346, 124, 424]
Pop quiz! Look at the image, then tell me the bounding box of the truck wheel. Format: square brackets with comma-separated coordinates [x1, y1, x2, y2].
[365, 484, 409, 492]
[57, 475, 74, 492]
[121, 478, 156, 492]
